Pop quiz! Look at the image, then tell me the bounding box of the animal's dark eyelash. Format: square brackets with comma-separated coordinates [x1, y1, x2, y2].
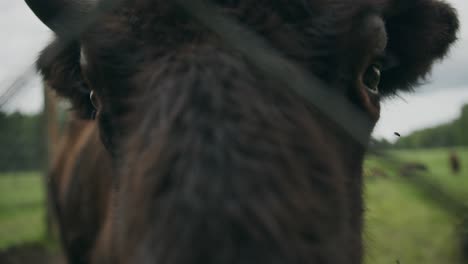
[375, 53, 399, 71]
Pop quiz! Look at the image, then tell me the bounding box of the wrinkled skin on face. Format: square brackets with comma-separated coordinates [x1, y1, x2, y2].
[31, 0, 458, 263]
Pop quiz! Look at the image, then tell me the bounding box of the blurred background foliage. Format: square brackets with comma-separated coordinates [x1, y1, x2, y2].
[373, 104, 468, 149]
[0, 112, 45, 172]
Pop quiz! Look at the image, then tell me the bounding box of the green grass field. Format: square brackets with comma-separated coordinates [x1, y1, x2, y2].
[392, 148, 468, 204]
[0, 172, 46, 249]
[0, 148, 466, 263]
[364, 170, 461, 263]
[364, 147, 468, 263]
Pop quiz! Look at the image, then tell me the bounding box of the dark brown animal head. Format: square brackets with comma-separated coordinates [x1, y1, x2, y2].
[27, 0, 459, 263]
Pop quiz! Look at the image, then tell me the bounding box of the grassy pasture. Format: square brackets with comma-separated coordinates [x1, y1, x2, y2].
[364, 164, 461, 263]
[364, 147, 468, 264]
[392, 148, 468, 204]
[0, 172, 46, 249]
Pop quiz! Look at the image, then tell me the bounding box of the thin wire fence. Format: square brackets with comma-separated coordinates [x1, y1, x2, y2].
[0, 66, 38, 109]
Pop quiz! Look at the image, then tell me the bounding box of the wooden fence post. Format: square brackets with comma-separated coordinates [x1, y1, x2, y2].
[43, 83, 59, 238]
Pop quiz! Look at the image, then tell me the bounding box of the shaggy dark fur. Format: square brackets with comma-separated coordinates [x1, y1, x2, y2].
[48, 119, 112, 264]
[30, 0, 459, 263]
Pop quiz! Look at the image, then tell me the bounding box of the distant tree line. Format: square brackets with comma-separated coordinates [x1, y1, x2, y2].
[394, 104, 468, 149]
[0, 111, 46, 172]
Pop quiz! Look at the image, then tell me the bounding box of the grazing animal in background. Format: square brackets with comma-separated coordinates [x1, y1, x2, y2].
[366, 167, 388, 179]
[26, 0, 458, 263]
[450, 151, 461, 175]
[399, 162, 429, 177]
[48, 118, 112, 264]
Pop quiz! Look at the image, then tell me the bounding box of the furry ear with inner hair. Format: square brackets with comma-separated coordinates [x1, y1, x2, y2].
[379, 0, 459, 95]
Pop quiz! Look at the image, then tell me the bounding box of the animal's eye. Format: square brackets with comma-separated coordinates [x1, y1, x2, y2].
[363, 63, 381, 94]
[90, 90, 100, 110]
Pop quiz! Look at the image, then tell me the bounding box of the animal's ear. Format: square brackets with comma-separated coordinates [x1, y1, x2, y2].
[379, 0, 459, 94]
[37, 40, 95, 119]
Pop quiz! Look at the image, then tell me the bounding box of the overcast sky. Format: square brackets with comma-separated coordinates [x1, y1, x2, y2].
[0, 1, 467, 141]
